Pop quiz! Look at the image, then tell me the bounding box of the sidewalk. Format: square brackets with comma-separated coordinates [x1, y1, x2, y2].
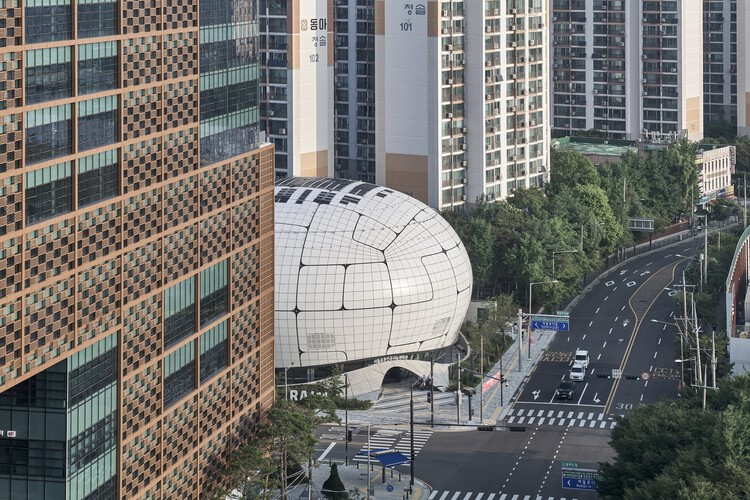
[290, 461, 429, 499]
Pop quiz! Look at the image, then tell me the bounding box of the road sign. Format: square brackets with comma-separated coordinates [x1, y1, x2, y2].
[556, 310, 570, 317]
[562, 469, 600, 491]
[386, 485, 394, 492]
[641, 372, 650, 380]
[531, 315, 569, 331]
[560, 461, 579, 469]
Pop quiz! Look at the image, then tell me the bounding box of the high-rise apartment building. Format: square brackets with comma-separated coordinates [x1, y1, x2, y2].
[0, 0, 275, 497]
[703, 0, 736, 129]
[261, 0, 333, 179]
[738, 0, 750, 137]
[551, 0, 703, 141]
[262, 0, 550, 210]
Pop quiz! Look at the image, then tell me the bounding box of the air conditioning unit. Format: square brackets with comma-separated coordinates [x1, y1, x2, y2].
[485, 77, 492, 83]
[510, 25, 516, 31]
[461, 160, 468, 166]
[486, 26, 492, 33]
[593, 89, 598, 94]
[490, 126, 497, 132]
[641, 78, 647, 83]
[519, 170, 526, 175]
[461, 144, 467, 150]
[642, 91, 648, 96]
[671, 68, 677, 73]
[554, 76, 559, 81]
[529, 57, 535, 62]
[642, 18, 648, 23]
[442, 9, 449, 17]
[511, 155, 518, 161]
[486, 94, 493, 100]
[554, 63, 559, 69]
[530, 120, 536, 126]
[618, 42, 625, 47]
[529, 104, 535, 110]
[520, 56, 526, 63]
[446, 78, 453, 85]
[660, 18, 666, 23]
[523, 90, 528, 95]
[511, 73, 517, 79]
[642, 54, 648, 60]
[461, 126, 468, 133]
[461, 178, 467, 184]
[268, 110, 275, 116]
[571, 111, 576, 116]
[446, 44, 453, 51]
[487, 194, 494, 200]
[510, 8, 517, 15]
[461, 194, 468, 201]
[279, 128, 286, 135]
[510, 106, 517, 112]
[495, 174, 502, 180]
[494, 43, 500, 49]
[486, 60, 492, 67]
[564, 99, 570, 104]
[519, 138, 526, 143]
[529, 40, 535, 46]
[493, 8, 499, 15]
[601, 125, 609, 130]
[511, 42, 517, 48]
[360, 138, 367, 144]
[446, 112, 453, 118]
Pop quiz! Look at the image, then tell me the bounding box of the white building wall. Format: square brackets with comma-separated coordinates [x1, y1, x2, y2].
[678, 0, 703, 140]
[739, 1, 750, 136]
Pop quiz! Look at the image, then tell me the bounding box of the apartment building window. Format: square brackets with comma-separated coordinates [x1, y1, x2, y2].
[164, 277, 196, 349]
[25, 162, 72, 224]
[78, 96, 117, 152]
[25, 0, 72, 43]
[25, 47, 72, 104]
[25, 104, 73, 165]
[78, 41, 118, 94]
[164, 343, 195, 408]
[200, 260, 228, 327]
[199, 321, 227, 383]
[77, 0, 117, 38]
[78, 149, 119, 207]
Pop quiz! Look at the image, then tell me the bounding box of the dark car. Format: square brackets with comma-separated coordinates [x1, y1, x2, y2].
[556, 380, 576, 400]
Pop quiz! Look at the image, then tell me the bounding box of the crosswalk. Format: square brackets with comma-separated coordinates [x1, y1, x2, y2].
[353, 428, 432, 462]
[505, 408, 619, 430]
[429, 493, 583, 500]
[371, 390, 455, 413]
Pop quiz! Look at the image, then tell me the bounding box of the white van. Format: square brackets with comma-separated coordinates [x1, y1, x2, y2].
[574, 349, 589, 369]
[570, 363, 585, 381]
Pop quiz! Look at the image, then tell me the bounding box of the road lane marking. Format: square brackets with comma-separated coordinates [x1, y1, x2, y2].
[603, 341, 607, 348]
[589, 320, 593, 327]
[596, 307, 600, 314]
[604, 259, 681, 414]
[583, 334, 586, 340]
[450, 492, 461, 500]
[428, 492, 438, 499]
[609, 328, 613, 334]
[462, 493, 472, 500]
[317, 442, 336, 461]
[597, 354, 601, 360]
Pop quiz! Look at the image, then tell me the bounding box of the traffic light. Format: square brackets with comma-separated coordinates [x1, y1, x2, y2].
[347, 430, 353, 442]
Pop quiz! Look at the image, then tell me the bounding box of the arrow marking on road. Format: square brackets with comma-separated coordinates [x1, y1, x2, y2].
[620, 270, 628, 275]
[593, 393, 601, 404]
[532, 390, 541, 400]
[618, 338, 624, 343]
[623, 319, 630, 327]
[640, 270, 651, 276]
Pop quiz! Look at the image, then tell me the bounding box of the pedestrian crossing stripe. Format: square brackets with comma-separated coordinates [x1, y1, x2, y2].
[505, 408, 619, 429]
[428, 492, 581, 500]
[353, 429, 432, 462]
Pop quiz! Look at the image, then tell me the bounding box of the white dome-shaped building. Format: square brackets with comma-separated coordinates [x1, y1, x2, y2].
[275, 178, 472, 397]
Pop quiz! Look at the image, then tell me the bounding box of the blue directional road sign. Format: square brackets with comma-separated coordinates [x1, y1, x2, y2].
[561, 469, 599, 491]
[531, 315, 569, 331]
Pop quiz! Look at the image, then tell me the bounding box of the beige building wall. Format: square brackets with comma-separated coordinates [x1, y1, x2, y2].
[739, 1, 750, 136]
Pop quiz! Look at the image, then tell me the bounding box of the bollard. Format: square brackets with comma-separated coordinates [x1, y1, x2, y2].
[399, 471, 402, 482]
[382, 464, 386, 483]
[356, 461, 359, 470]
[390, 468, 393, 478]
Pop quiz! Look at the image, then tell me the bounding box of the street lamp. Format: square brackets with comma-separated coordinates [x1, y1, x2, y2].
[528, 280, 559, 358]
[552, 249, 578, 280]
[675, 254, 704, 293]
[284, 362, 295, 400]
[696, 214, 708, 285]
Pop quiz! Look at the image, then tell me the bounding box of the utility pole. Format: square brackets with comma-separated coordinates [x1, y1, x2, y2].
[410, 385, 415, 487]
[456, 353, 461, 425]
[517, 308, 523, 372]
[480, 333, 484, 423]
[429, 353, 434, 429]
[344, 373, 349, 466]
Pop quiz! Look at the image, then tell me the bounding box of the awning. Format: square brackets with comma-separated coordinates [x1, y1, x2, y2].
[356, 449, 411, 467]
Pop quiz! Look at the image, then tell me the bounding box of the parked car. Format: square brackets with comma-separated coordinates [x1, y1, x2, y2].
[574, 349, 589, 369]
[569, 363, 585, 382]
[556, 380, 576, 400]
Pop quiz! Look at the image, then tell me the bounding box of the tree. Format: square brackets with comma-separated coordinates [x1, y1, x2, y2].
[220, 435, 278, 500]
[546, 151, 599, 198]
[321, 463, 347, 499]
[461, 218, 495, 295]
